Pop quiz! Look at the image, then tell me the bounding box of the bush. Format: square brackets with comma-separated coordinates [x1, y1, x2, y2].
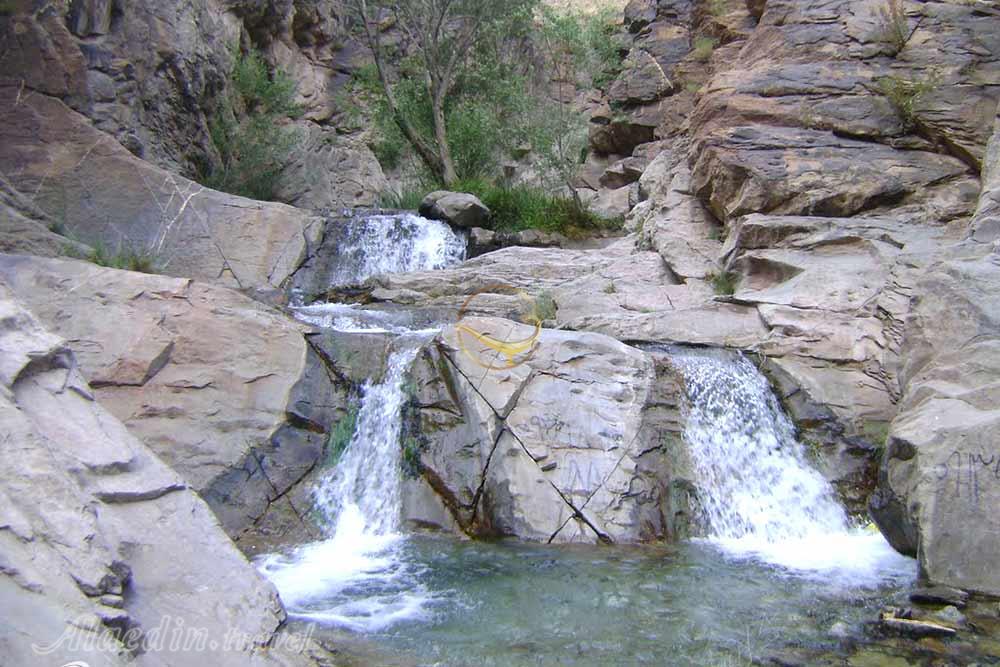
[878, 73, 937, 131]
[202, 47, 302, 201]
[875, 0, 909, 55]
[64, 240, 159, 274]
[709, 270, 739, 295]
[692, 36, 718, 62]
[449, 178, 622, 238]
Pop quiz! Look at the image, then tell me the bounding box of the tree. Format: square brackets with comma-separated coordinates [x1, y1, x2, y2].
[350, 0, 536, 187]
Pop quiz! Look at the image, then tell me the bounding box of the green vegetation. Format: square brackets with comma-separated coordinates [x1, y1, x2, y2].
[325, 407, 359, 467]
[875, 0, 909, 55]
[201, 46, 302, 201]
[379, 187, 426, 210]
[878, 72, 938, 131]
[692, 36, 718, 62]
[709, 270, 739, 296]
[707, 0, 728, 17]
[0, 1, 14, 16]
[401, 436, 424, 479]
[63, 240, 159, 274]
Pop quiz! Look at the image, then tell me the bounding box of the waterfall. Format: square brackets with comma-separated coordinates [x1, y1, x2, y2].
[257, 342, 436, 631]
[313, 345, 420, 535]
[669, 347, 913, 584]
[329, 212, 466, 287]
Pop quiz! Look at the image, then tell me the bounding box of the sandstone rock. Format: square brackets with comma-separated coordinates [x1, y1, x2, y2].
[599, 156, 648, 189]
[910, 586, 969, 609]
[973, 100, 1000, 243]
[0, 254, 345, 539]
[589, 105, 658, 156]
[0, 175, 91, 259]
[0, 88, 322, 290]
[419, 191, 491, 229]
[406, 318, 692, 543]
[0, 286, 316, 666]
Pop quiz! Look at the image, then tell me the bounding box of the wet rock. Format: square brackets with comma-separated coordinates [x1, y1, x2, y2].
[419, 191, 491, 229]
[0, 254, 345, 539]
[910, 586, 969, 609]
[877, 609, 957, 639]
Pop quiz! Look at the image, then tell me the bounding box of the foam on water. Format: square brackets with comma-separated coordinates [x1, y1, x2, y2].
[668, 347, 915, 587]
[291, 303, 440, 335]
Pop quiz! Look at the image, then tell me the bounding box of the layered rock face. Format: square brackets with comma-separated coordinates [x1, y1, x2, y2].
[0, 287, 320, 666]
[0, 254, 349, 543]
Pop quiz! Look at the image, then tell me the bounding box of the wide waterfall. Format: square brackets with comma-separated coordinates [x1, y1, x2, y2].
[327, 212, 466, 287]
[669, 347, 912, 585]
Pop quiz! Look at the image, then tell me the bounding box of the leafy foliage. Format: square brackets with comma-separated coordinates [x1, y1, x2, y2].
[692, 36, 718, 62]
[202, 47, 302, 201]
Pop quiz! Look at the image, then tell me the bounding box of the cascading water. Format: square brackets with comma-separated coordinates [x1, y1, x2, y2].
[669, 347, 913, 585]
[328, 212, 466, 287]
[257, 342, 435, 631]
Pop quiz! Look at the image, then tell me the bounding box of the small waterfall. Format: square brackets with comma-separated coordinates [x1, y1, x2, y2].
[669, 347, 913, 584]
[313, 345, 421, 535]
[330, 212, 466, 287]
[257, 342, 436, 631]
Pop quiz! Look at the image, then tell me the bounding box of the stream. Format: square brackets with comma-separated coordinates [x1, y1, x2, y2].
[257, 212, 917, 666]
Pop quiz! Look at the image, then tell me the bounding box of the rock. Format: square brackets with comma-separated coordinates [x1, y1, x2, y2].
[589, 104, 658, 156]
[0, 286, 316, 666]
[933, 605, 967, 628]
[692, 125, 969, 221]
[623, 0, 657, 33]
[419, 191, 491, 229]
[589, 185, 632, 219]
[0, 88, 323, 290]
[600, 156, 648, 190]
[276, 123, 387, 210]
[0, 254, 346, 540]
[871, 244, 1000, 596]
[910, 586, 970, 609]
[406, 318, 692, 543]
[608, 49, 674, 105]
[973, 101, 1000, 243]
[877, 609, 957, 639]
[0, 175, 91, 259]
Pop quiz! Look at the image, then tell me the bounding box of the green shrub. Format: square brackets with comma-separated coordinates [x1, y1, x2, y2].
[202, 47, 302, 201]
[692, 36, 718, 62]
[379, 187, 427, 210]
[325, 407, 359, 467]
[878, 73, 938, 131]
[447, 178, 622, 238]
[64, 240, 159, 274]
[875, 0, 909, 55]
[709, 270, 739, 295]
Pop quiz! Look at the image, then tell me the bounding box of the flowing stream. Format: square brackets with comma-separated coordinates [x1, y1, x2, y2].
[258, 212, 916, 665]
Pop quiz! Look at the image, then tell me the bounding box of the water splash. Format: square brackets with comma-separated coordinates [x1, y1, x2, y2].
[669, 347, 914, 585]
[257, 343, 438, 630]
[330, 213, 466, 287]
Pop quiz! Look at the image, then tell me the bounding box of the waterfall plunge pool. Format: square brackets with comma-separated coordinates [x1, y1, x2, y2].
[260, 532, 915, 666]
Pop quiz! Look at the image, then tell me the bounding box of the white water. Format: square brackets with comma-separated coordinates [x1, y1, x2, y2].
[257, 344, 437, 631]
[291, 302, 440, 335]
[329, 213, 466, 287]
[669, 348, 914, 587]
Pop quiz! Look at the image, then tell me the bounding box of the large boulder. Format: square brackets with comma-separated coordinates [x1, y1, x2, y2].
[0, 254, 346, 541]
[405, 317, 692, 543]
[0, 88, 322, 290]
[871, 245, 1000, 596]
[419, 191, 491, 229]
[0, 286, 319, 666]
